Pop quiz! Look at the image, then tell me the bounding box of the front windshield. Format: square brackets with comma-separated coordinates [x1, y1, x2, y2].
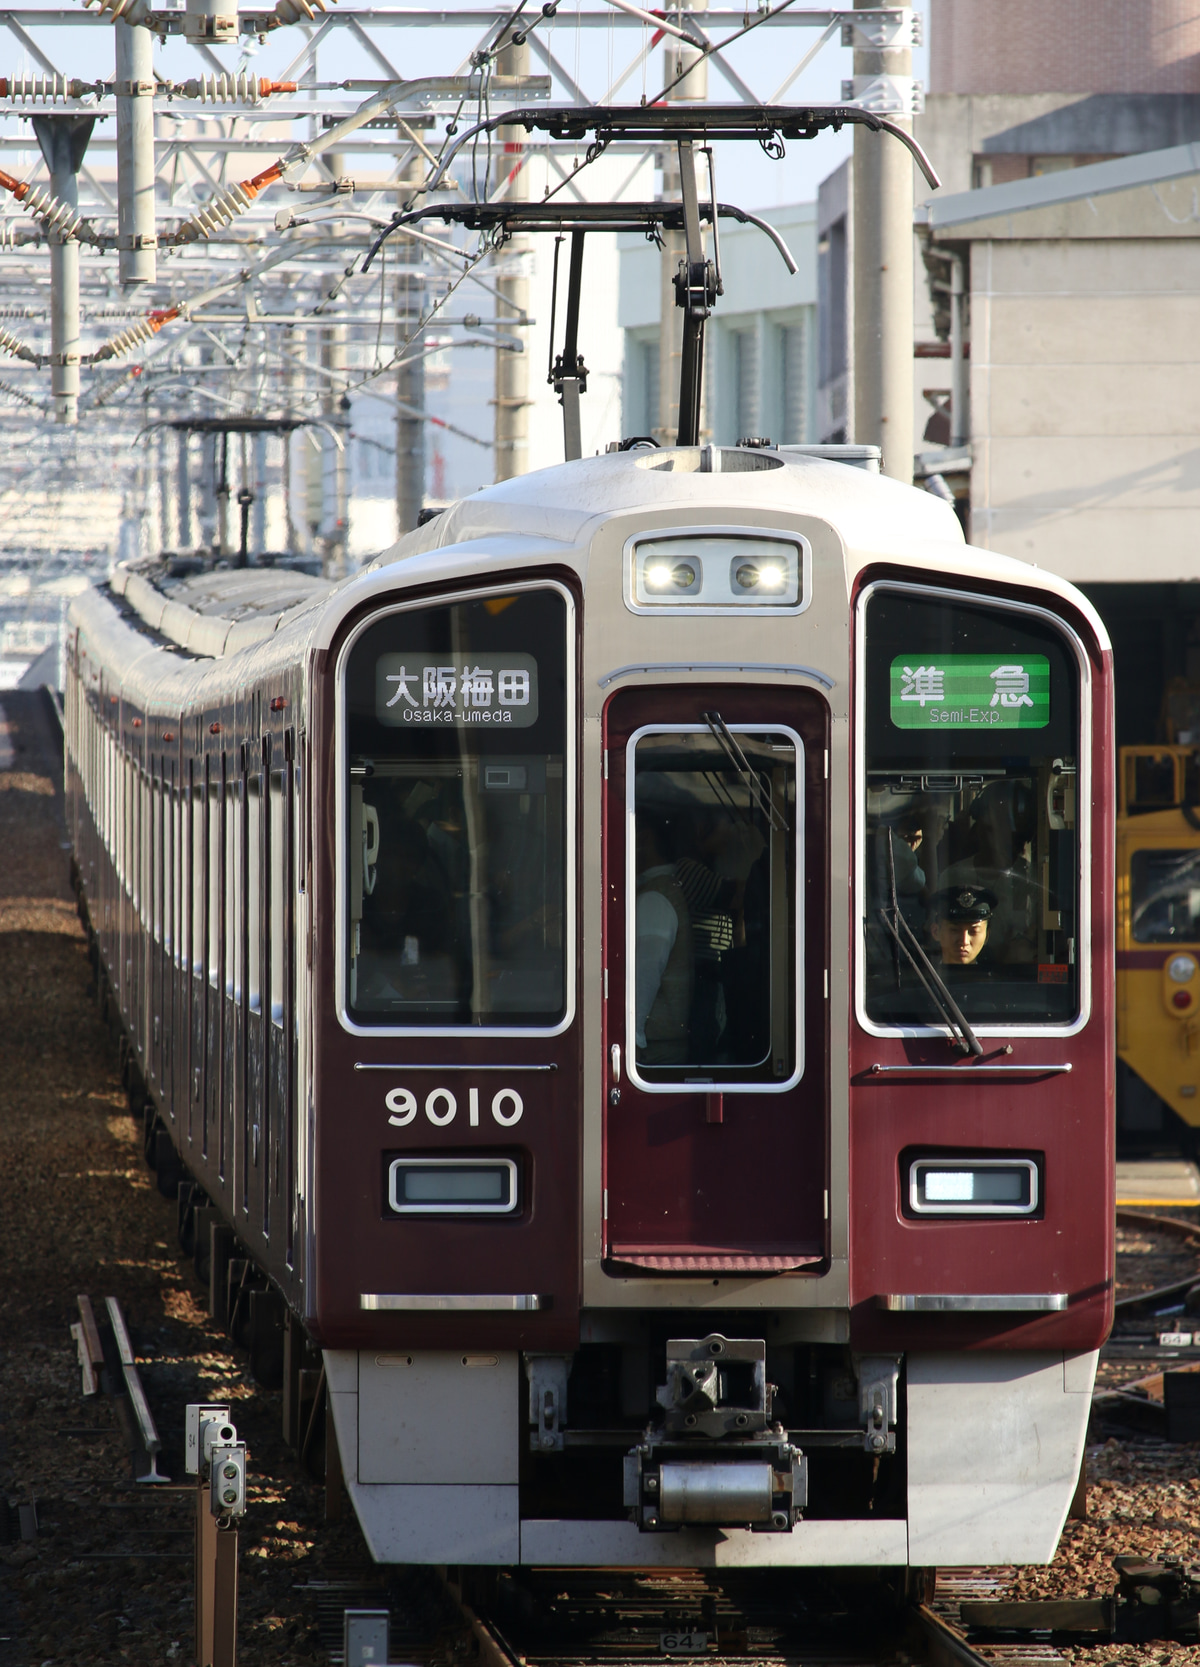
[863, 588, 1081, 1026]
[343, 588, 568, 1028]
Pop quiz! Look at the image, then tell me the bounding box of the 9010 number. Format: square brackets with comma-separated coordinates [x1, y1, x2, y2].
[386, 1086, 524, 1129]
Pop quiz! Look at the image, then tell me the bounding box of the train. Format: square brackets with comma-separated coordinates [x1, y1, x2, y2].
[1116, 743, 1200, 1157]
[64, 438, 1114, 1572]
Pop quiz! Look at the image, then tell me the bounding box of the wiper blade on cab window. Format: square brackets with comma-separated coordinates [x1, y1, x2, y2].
[702, 711, 789, 832]
[878, 830, 983, 1058]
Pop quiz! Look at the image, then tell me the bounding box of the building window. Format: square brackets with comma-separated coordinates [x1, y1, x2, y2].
[734, 329, 760, 440]
[780, 321, 808, 444]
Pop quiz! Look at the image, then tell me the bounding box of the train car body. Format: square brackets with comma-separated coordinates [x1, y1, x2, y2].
[1116, 745, 1200, 1145]
[65, 444, 1114, 1572]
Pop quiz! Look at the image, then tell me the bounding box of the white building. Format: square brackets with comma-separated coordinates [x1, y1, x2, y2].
[618, 203, 818, 447]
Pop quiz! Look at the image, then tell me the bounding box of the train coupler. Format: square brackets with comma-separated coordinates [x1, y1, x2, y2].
[624, 1434, 807, 1531]
[625, 1334, 805, 1530]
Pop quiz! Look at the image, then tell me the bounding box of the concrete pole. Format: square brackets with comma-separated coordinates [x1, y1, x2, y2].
[318, 145, 350, 577]
[252, 432, 268, 553]
[851, 0, 913, 481]
[320, 307, 349, 576]
[115, 20, 156, 286]
[176, 428, 194, 548]
[49, 233, 80, 426]
[32, 118, 92, 427]
[949, 253, 967, 448]
[216, 432, 231, 557]
[305, 431, 322, 558]
[395, 142, 425, 533]
[657, 0, 707, 446]
[493, 32, 530, 481]
[280, 335, 300, 552]
[157, 425, 174, 554]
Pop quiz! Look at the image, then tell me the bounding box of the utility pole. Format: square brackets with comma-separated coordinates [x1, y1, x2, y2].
[395, 137, 425, 533]
[851, 0, 914, 482]
[115, 20, 156, 287]
[157, 423, 173, 554]
[657, 0, 707, 445]
[31, 116, 93, 426]
[493, 31, 530, 482]
[280, 334, 301, 553]
[177, 427, 193, 550]
[948, 252, 967, 448]
[251, 431, 267, 554]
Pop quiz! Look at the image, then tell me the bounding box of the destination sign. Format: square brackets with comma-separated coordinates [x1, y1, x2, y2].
[889, 653, 1050, 729]
[375, 652, 539, 728]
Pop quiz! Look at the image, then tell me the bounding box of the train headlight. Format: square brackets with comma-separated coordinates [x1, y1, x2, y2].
[645, 559, 701, 594]
[731, 559, 786, 594]
[907, 1156, 1040, 1217]
[631, 536, 806, 609]
[1169, 955, 1197, 983]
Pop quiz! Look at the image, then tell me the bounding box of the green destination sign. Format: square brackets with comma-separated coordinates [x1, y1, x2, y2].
[889, 654, 1050, 729]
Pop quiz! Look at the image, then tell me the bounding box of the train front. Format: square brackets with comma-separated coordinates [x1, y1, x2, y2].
[303, 446, 1114, 1569]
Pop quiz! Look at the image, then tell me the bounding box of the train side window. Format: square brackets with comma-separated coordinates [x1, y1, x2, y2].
[192, 780, 205, 979]
[226, 783, 241, 999]
[626, 726, 800, 1089]
[342, 587, 570, 1030]
[860, 586, 1082, 1030]
[208, 781, 220, 990]
[247, 776, 262, 1013]
[172, 784, 182, 969]
[151, 778, 161, 943]
[1131, 850, 1200, 942]
[269, 770, 285, 1026]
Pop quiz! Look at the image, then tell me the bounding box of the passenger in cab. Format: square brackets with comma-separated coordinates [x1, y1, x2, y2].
[634, 817, 694, 1065]
[359, 812, 460, 1004]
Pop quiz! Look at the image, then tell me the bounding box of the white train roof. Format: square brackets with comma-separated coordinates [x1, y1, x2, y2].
[82, 447, 1109, 699]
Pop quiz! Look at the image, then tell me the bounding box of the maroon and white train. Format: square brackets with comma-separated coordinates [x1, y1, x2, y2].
[65, 440, 1113, 1570]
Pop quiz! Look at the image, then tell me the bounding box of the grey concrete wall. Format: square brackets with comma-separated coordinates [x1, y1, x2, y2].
[967, 231, 1200, 579]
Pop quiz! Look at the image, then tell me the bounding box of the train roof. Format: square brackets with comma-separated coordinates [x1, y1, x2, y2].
[84, 447, 1109, 690]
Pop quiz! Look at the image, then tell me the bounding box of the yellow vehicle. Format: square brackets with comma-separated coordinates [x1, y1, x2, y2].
[1117, 745, 1200, 1154]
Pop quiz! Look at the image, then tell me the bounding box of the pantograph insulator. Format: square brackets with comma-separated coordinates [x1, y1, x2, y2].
[0, 74, 98, 103]
[81, 0, 156, 24]
[88, 309, 177, 363]
[174, 74, 297, 104]
[172, 165, 281, 243]
[0, 324, 38, 364]
[273, 0, 338, 23]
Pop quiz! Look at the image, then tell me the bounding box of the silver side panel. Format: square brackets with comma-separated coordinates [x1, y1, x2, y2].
[324, 1349, 520, 1564]
[518, 1519, 909, 1567]
[906, 1349, 1096, 1565]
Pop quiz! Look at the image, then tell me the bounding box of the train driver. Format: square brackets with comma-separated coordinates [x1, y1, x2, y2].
[927, 885, 999, 969]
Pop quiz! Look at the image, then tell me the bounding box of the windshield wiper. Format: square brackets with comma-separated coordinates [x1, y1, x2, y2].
[702, 711, 789, 832]
[877, 830, 983, 1057]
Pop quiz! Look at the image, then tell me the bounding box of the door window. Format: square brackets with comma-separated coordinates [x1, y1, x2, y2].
[627, 724, 800, 1088]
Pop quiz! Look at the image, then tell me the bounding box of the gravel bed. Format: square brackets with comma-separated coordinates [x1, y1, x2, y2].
[1112, 1224, 1198, 1304]
[995, 1213, 1200, 1655]
[0, 693, 382, 1666]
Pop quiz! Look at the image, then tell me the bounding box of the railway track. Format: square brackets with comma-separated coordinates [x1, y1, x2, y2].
[2, 684, 1198, 1665]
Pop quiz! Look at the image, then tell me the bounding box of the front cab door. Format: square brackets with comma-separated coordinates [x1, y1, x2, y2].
[602, 683, 829, 1274]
